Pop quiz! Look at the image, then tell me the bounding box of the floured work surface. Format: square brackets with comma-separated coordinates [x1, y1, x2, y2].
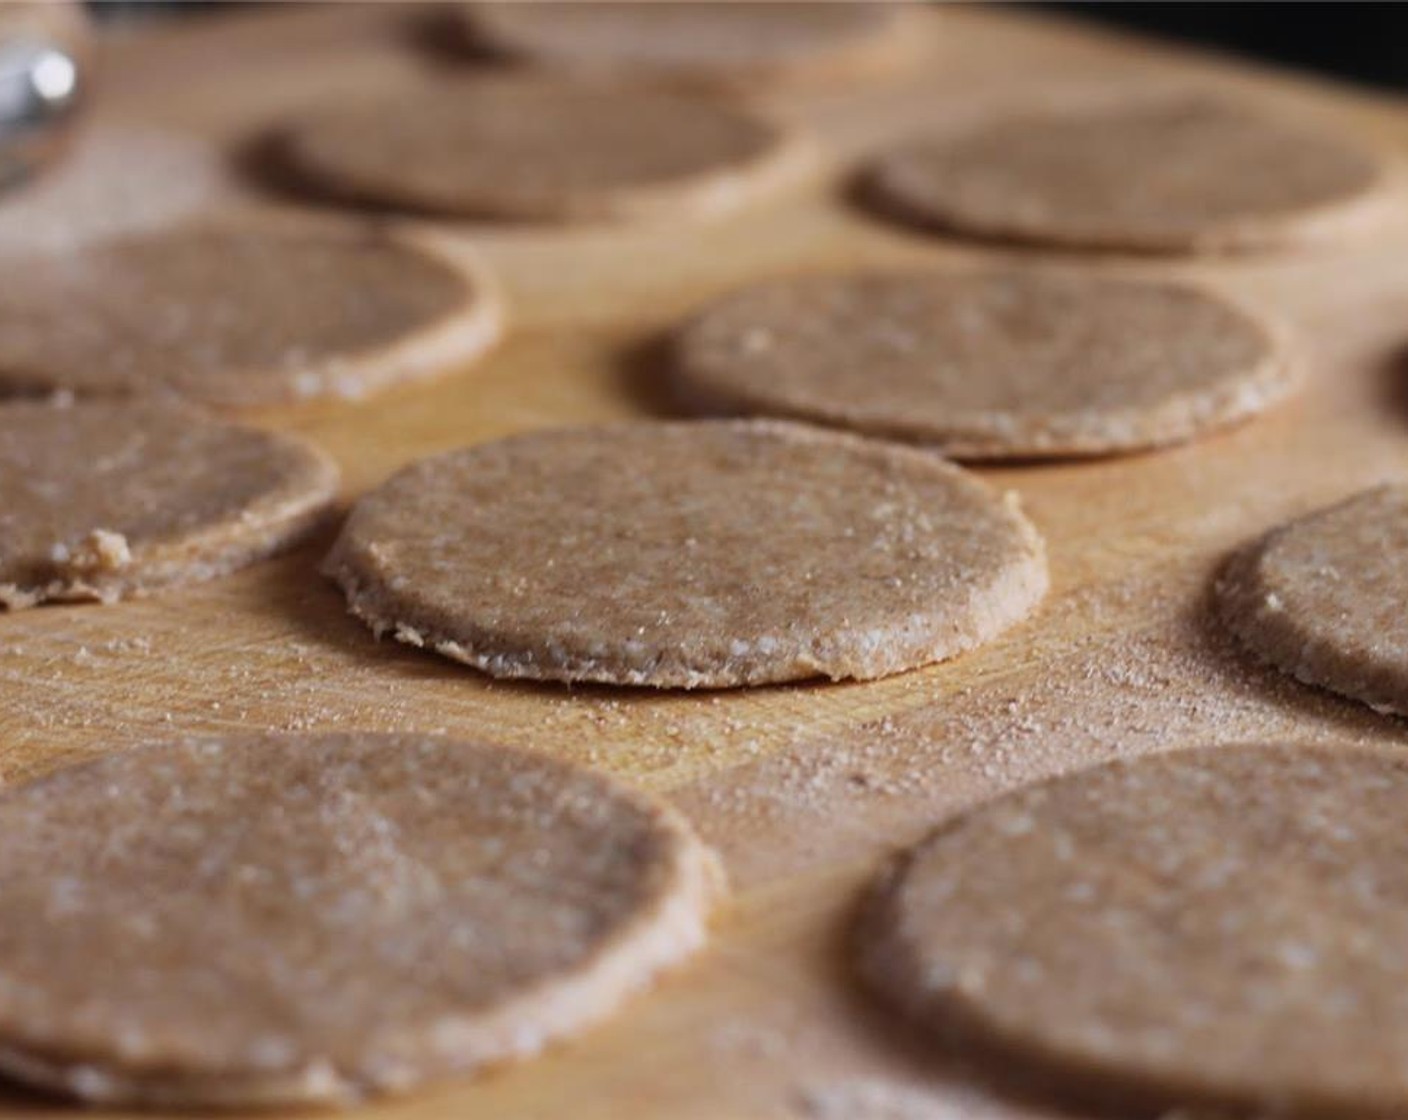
[3, 5, 1408, 1119]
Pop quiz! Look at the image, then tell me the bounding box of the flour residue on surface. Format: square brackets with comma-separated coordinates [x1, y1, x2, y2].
[0, 126, 229, 258]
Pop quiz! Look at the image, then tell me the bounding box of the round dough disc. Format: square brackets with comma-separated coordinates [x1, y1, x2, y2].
[860, 744, 1408, 1118]
[868, 96, 1387, 253]
[0, 398, 339, 609]
[0, 732, 719, 1106]
[277, 77, 810, 223]
[459, 2, 912, 88]
[323, 420, 1047, 688]
[673, 270, 1291, 459]
[1218, 484, 1408, 715]
[0, 223, 500, 408]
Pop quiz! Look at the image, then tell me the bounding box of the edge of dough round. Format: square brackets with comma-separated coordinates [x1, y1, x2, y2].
[0, 401, 341, 609]
[865, 100, 1395, 255]
[564, 124, 816, 226]
[264, 226, 507, 409]
[322, 420, 1049, 689]
[1216, 484, 1408, 716]
[671, 272, 1297, 460]
[856, 742, 1408, 1118]
[0, 219, 506, 409]
[275, 84, 816, 225]
[455, 3, 922, 90]
[870, 154, 1397, 255]
[0, 734, 725, 1106]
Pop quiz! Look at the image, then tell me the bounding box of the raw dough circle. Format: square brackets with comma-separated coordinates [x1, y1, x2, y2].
[323, 420, 1047, 688]
[859, 744, 1408, 1118]
[276, 77, 810, 223]
[672, 270, 1291, 459]
[0, 731, 720, 1106]
[0, 223, 500, 408]
[459, 2, 913, 88]
[0, 398, 339, 609]
[868, 96, 1387, 253]
[1217, 485, 1408, 715]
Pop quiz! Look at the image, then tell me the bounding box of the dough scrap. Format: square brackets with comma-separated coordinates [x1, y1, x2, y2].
[0, 222, 500, 408]
[868, 95, 1387, 253]
[673, 270, 1292, 459]
[0, 398, 339, 609]
[323, 419, 1047, 689]
[1217, 484, 1408, 716]
[860, 743, 1408, 1118]
[276, 77, 811, 223]
[0, 732, 720, 1106]
[459, 2, 914, 89]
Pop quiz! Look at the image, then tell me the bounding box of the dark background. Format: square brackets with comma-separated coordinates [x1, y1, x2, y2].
[1040, 3, 1408, 91]
[85, 3, 1408, 93]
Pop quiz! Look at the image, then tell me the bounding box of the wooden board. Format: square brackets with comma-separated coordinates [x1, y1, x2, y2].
[4, 5, 1408, 1118]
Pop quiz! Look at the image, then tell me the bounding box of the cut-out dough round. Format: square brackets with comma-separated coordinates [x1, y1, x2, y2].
[0, 398, 339, 609]
[1218, 484, 1408, 715]
[673, 270, 1291, 459]
[0, 731, 720, 1106]
[868, 96, 1387, 253]
[0, 223, 500, 407]
[323, 420, 1047, 688]
[459, 2, 913, 88]
[860, 744, 1408, 1118]
[277, 77, 810, 222]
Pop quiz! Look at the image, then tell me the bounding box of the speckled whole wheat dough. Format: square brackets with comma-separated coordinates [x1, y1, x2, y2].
[0, 398, 339, 609]
[859, 743, 1408, 1118]
[0, 223, 500, 408]
[868, 95, 1388, 254]
[1217, 485, 1408, 717]
[458, 2, 914, 89]
[276, 77, 811, 223]
[672, 270, 1292, 459]
[323, 420, 1047, 688]
[0, 732, 721, 1106]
